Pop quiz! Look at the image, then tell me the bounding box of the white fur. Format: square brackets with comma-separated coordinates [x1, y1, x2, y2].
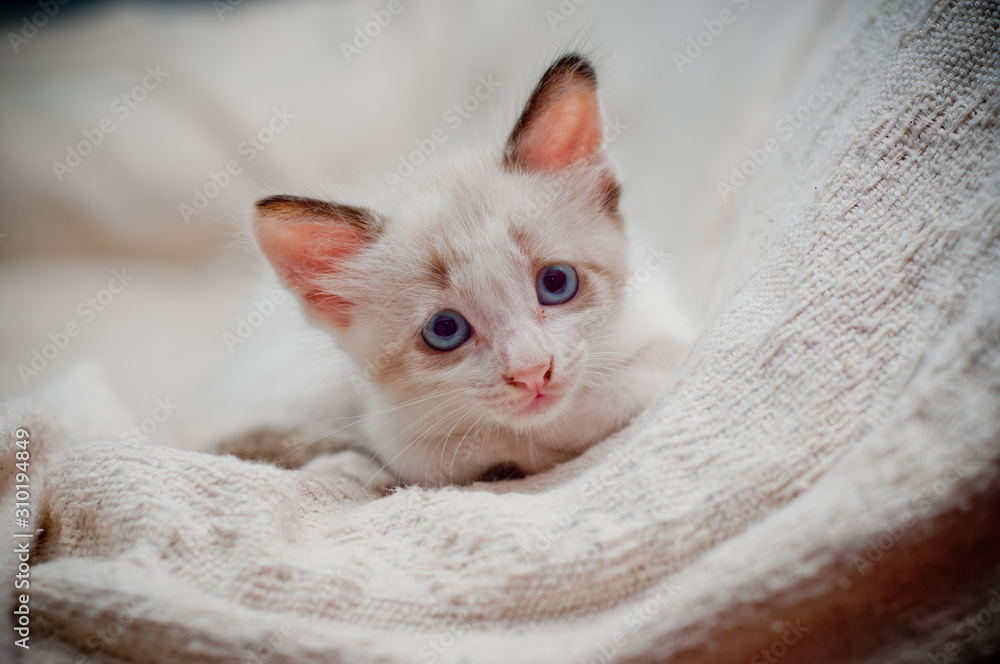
[201, 63, 695, 487]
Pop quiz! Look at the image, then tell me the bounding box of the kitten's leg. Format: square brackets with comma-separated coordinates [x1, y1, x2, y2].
[215, 425, 356, 469]
[214, 426, 397, 492]
[300, 450, 398, 494]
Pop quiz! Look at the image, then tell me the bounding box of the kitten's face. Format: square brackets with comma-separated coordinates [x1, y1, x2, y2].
[255, 55, 631, 483]
[339, 162, 626, 428]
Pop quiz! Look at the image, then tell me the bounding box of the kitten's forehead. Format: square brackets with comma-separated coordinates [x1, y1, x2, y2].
[422, 205, 538, 326]
[393, 157, 578, 254]
[370, 153, 625, 331]
[378, 174, 535, 324]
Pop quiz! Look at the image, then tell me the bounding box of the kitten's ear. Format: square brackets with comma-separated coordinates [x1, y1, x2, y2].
[504, 54, 604, 173]
[254, 195, 378, 328]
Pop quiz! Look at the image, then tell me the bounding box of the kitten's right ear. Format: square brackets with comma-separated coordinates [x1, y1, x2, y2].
[254, 195, 378, 328]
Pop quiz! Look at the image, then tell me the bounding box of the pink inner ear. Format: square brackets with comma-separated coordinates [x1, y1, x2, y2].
[258, 221, 365, 328]
[519, 90, 603, 172]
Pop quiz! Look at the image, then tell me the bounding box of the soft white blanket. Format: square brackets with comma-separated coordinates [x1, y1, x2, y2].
[3, 0, 999, 662]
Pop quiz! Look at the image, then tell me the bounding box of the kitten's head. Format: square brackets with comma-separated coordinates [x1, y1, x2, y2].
[255, 55, 630, 484]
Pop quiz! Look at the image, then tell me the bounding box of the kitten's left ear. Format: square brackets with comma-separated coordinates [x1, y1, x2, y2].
[504, 54, 605, 173]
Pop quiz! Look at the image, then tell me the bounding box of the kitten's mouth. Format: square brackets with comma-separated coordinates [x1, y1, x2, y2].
[515, 392, 559, 415]
[495, 374, 581, 422]
[476, 463, 527, 483]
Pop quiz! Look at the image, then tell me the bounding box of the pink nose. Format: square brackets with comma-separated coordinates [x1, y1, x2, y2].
[508, 360, 552, 394]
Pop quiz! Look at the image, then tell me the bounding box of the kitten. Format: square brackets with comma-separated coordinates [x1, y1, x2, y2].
[227, 54, 690, 487]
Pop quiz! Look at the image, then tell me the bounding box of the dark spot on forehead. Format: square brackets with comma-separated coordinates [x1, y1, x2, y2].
[580, 260, 614, 280]
[508, 226, 532, 257]
[427, 250, 450, 290]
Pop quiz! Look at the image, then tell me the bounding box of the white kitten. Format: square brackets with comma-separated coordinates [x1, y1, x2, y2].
[220, 54, 691, 486]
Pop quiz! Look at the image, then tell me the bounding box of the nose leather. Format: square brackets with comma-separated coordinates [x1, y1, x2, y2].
[509, 360, 551, 394]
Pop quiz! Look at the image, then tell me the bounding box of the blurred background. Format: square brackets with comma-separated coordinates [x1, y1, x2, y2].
[0, 0, 846, 437]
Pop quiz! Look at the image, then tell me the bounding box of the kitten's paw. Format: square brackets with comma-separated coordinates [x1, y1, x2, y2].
[215, 426, 359, 470]
[301, 450, 398, 494]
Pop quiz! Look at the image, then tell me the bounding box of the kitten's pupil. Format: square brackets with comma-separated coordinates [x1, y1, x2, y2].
[543, 269, 567, 294]
[434, 316, 458, 338]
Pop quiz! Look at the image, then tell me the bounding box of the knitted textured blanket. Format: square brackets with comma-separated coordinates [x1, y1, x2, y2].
[3, 0, 999, 662]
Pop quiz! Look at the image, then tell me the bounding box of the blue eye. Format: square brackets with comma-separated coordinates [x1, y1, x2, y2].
[422, 310, 473, 351]
[536, 264, 578, 305]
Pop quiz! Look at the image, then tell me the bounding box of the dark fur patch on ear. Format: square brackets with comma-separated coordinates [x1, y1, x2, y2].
[256, 195, 380, 240]
[600, 178, 621, 215]
[503, 53, 598, 171]
[592, 170, 624, 227]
